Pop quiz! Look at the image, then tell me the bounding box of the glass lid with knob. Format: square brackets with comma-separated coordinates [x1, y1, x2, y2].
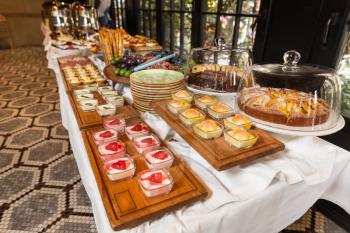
[186, 38, 252, 93]
[237, 50, 343, 134]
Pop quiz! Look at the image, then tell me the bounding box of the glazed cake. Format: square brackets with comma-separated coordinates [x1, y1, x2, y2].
[238, 87, 330, 126]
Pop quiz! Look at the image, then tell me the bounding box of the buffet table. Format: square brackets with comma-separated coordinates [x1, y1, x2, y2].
[46, 46, 350, 233]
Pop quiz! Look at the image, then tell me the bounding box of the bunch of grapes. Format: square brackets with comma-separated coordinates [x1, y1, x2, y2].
[111, 54, 145, 77]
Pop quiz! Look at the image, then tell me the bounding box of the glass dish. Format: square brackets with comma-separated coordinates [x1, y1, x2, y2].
[98, 140, 125, 157]
[167, 99, 191, 114]
[207, 103, 234, 119]
[194, 95, 218, 109]
[179, 108, 205, 126]
[103, 117, 126, 132]
[224, 114, 253, 130]
[143, 147, 174, 169]
[79, 99, 98, 111]
[96, 104, 116, 116]
[93, 129, 118, 145]
[137, 169, 173, 197]
[133, 134, 160, 154]
[193, 119, 223, 139]
[172, 90, 193, 102]
[224, 128, 258, 149]
[125, 122, 149, 139]
[104, 155, 135, 181]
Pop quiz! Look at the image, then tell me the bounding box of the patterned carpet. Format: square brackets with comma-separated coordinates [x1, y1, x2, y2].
[0, 47, 347, 233]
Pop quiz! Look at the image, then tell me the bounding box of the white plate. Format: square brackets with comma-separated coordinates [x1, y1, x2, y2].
[239, 110, 345, 136]
[186, 85, 237, 97]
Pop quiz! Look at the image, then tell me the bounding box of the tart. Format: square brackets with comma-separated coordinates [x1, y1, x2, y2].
[79, 99, 98, 111]
[105, 96, 124, 108]
[104, 155, 135, 181]
[193, 119, 223, 139]
[125, 122, 149, 139]
[224, 128, 258, 149]
[98, 140, 125, 157]
[224, 114, 252, 130]
[133, 134, 160, 154]
[143, 147, 174, 169]
[96, 104, 116, 116]
[137, 169, 173, 197]
[207, 103, 234, 119]
[103, 117, 125, 132]
[172, 90, 193, 102]
[93, 129, 118, 145]
[179, 108, 205, 126]
[194, 95, 218, 109]
[167, 99, 191, 114]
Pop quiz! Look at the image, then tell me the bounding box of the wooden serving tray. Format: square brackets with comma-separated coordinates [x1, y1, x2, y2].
[103, 65, 130, 85]
[68, 91, 139, 129]
[152, 100, 285, 171]
[82, 118, 209, 230]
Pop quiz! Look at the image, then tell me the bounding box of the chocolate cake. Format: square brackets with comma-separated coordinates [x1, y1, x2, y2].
[238, 87, 330, 126]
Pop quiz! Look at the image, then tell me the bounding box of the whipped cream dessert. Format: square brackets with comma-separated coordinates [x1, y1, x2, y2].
[133, 134, 160, 154]
[96, 104, 116, 116]
[103, 118, 125, 132]
[74, 89, 91, 95]
[98, 140, 125, 157]
[138, 169, 173, 197]
[97, 86, 113, 93]
[79, 99, 98, 111]
[125, 122, 149, 139]
[93, 129, 118, 145]
[143, 147, 174, 169]
[104, 156, 135, 181]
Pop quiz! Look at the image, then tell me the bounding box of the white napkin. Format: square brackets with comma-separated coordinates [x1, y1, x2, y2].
[143, 112, 172, 140]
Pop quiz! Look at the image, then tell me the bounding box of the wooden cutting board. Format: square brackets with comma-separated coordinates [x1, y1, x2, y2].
[68, 91, 139, 129]
[152, 100, 285, 171]
[82, 118, 209, 230]
[103, 65, 131, 85]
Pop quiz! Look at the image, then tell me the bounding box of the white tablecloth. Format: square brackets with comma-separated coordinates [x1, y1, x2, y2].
[48, 50, 350, 233]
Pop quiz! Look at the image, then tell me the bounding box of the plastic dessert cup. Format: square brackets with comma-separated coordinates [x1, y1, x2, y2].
[193, 119, 223, 139]
[79, 99, 98, 111]
[194, 95, 218, 109]
[133, 134, 160, 154]
[93, 129, 118, 145]
[143, 147, 174, 169]
[224, 114, 253, 130]
[172, 90, 193, 102]
[104, 155, 135, 181]
[96, 104, 116, 116]
[98, 140, 126, 158]
[207, 103, 234, 119]
[106, 96, 124, 108]
[101, 91, 119, 99]
[74, 89, 91, 95]
[125, 122, 149, 140]
[137, 169, 173, 197]
[103, 117, 126, 132]
[178, 108, 205, 126]
[76, 93, 94, 102]
[97, 86, 113, 94]
[84, 83, 98, 91]
[224, 128, 258, 149]
[167, 99, 191, 114]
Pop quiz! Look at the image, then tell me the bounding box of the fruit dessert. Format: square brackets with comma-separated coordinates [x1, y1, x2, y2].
[207, 103, 234, 119]
[93, 129, 118, 145]
[143, 147, 174, 169]
[103, 117, 125, 132]
[172, 90, 193, 102]
[194, 95, 218, 109]
[96, 104, 116, 116]
[105, 96, 124, 107]
[133, 134, 160, 154]
[79, 99, 98, 111]
[193, 119, 223, 139]
[224, 114, 253, 130]
[104, 155, 135, 181]
[125, 122, 149, 139]
[137, 169, 173, 197]
[167, 99, 191, 114]
[98, 140, 125, 159]
[179, 108, 205, 126]
[224, 128, 258, 149]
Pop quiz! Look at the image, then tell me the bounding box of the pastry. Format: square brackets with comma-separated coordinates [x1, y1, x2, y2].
[224, 128, 258, 149]
[137, 169, 173, 197]
[125, 122, 149, 139]
[179, 108, 205, 126]
[172, 90, 193, 102]
[194, 95, 218, 109]
[93, 129, 118, 145]
[133, 134, 160, 154]
[224, 114, 252, 129]
[104, 155, 135, 181]
[207, 104, 234, 119]
[167, 99, 191, 114]
[193, 119, 223, 139]
[143, 147, 174, 169]
[238, 87, 330, 126]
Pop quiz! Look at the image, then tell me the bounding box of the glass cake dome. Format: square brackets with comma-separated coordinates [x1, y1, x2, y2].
[237, 50, 343, 135]
[185, 38, 251, 93]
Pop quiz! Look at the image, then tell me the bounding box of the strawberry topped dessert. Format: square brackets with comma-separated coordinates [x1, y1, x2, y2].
[104, 156, 135, 181]
[133, 134, 160, 154]
[93, 129, 118, 145]
[98, 140, 125, 159]
[125, 122, 149, 139]
[137, 169, 173, 197]
[103, 117, 126, 132]
[143, 147, 174, 169]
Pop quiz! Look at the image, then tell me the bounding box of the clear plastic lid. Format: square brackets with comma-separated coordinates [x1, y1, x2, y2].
[237, 50, 342, 133]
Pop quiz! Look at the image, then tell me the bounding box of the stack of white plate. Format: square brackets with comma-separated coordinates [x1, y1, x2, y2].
[130, 69, 184, 112]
